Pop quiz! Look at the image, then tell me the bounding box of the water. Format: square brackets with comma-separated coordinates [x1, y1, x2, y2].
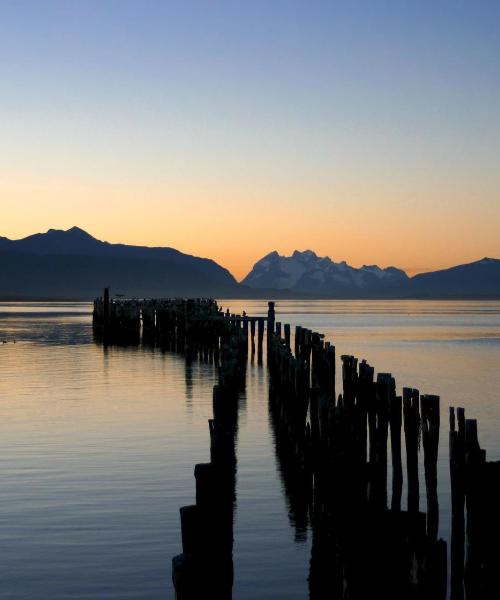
[1, 300, 499, 599]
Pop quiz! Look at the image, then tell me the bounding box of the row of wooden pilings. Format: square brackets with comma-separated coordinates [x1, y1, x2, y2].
[171, 309, 249, 599]
[93, 291, 259, 598]
[449, 407, 500, 599]
[267, 306, 499, 600]
[267, 318, 444, 599]
[93, 288, 267, 360]
[93, 293, 499, 599]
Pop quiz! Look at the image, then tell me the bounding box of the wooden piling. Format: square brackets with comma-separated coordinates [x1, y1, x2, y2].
[257, 318, 264, 358]
[421, 394, 440, 539]
[390, 394, 403, 511]
[267, 302, 275, 352]
[403, 387, 420, 514]
[250, 319, 256, 354]
[284, 323, 291, 349]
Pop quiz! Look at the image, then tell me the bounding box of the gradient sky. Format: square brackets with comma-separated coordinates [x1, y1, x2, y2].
[1, 1, 500, 279]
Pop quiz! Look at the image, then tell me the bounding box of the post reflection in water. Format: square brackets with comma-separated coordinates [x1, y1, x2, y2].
[269, 387, 313, 543]
[169, 312, 248, 599]
[93, 298, 247, 599]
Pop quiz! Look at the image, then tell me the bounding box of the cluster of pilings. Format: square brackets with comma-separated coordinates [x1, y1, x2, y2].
[93, 287, 141, 342]
[93, 288, 222, 351]
[449, 407, 500, 600]
[171, 312, 248, 600]
[267, 312, 447, 599]
[93, 288, 267, 360]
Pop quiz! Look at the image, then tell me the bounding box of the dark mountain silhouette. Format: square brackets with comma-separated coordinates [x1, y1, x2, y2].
[0, 227, 238, 298]
[0, 229, 499, 299]
[408, 258, 500, 298]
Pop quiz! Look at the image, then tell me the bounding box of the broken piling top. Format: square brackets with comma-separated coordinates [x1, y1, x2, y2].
[421, 394, 440, 427]
[359, 359, 374, 383]
[376, 372, 396, 410]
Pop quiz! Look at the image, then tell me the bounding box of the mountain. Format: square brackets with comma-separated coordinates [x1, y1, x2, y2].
[241, 250, 409, 295]
[1, 230, 499, 299]
[242, 251, 500, 298]
[408, 257, 500, 299]
[0, 227, 238, 298]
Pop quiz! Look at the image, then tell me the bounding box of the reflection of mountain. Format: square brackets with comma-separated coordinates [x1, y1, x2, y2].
[243, 250, 500, 299]
[0, 227, 238, 298]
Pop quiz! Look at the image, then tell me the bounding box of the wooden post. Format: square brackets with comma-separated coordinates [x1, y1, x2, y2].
[172, 553, 197, 599]
[103, 286, 110, 328]
[449, 406, 465, 600]
[180, 505, 200, 555]
[390, 394, 403, 511]
[358, 359, 374, 467]
[370, 373, 393, 510]
[403, 387, 420, 513]
[284, 323, 291, 350]
[257, 318, 264, 359]
[421, 394, 440, 539]
[267, 301, 275, 352]
[294, 325, 302, 358]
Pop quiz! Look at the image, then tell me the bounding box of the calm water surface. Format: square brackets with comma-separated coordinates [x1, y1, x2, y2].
[1, 300, 499, 599]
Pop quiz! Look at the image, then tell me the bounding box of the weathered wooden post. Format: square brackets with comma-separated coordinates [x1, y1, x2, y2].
[449, 406, 465, 600]
[403, 387, 420, 514]
[103, 286, 110, 329]
[257, 318, 264, 359]
[369, 373, 393, 510]
[250, 319, 256, 355]
[421, 394, 440, 539]
[358, 359, 374, 468]
[267, 302, 275, 353]
[390, 394, 403, 511]
[294, 325, 302, 358]
[284, 323, 291, 350]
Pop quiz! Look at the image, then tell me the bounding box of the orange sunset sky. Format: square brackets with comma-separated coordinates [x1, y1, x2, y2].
[2, 3, 499, 281]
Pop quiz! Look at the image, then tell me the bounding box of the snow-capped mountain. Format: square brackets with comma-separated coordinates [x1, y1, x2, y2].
[241, 250, 409, 294]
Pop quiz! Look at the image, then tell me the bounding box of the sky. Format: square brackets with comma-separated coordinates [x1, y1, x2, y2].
[1, 1, 500, 280]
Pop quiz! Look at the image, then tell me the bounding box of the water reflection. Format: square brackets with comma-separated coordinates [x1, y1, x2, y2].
[269, 386, 312, 542]
[2, 301, 500, 599]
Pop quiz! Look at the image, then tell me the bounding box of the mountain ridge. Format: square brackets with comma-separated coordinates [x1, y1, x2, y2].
[242, 249, 500, 299]
[0, 226, 229, 267]
[0, 228, 499, 299]
[242, 249, 409, 293]
[0, 227, 238, 298]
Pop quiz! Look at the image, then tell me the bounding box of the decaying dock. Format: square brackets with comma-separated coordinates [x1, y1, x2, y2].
[93, 289, 499, 600]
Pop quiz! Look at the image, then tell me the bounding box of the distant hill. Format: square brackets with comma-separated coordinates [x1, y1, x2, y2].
[408, 258, 500, 299]
[0, 227, 239, 298]
[242, 251, 500, 299]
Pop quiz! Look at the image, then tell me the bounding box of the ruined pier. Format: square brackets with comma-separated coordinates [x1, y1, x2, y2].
[93, 290, 499, 600]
